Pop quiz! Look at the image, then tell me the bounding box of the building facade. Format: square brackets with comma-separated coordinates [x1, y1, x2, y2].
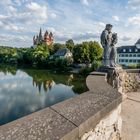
[33, 28, 54, 47]
[117, 39, 140, 66]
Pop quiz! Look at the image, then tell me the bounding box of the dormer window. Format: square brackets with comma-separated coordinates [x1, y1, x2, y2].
[129, 49, 132, 52]
[136, 44, 140, 49]
[123, 49, 126, 52]
[135, 49, 138, 52]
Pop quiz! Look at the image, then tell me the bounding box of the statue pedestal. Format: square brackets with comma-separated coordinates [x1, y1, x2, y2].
[97, 65, 122, 73]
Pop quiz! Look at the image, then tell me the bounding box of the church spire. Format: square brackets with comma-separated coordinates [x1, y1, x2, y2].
[38, 28, 43, 44]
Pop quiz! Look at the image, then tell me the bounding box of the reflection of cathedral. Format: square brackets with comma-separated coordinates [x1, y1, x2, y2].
[33, 78, 55, 93]
[33, 28, 54, 46]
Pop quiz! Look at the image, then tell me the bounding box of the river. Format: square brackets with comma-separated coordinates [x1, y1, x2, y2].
[0, 66, 87, 126]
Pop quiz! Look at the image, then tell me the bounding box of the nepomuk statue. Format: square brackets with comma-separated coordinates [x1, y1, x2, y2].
[100, 24, 118, 67]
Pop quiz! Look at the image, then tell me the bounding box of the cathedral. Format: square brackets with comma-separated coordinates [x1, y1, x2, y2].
[33, 28, 54, 46]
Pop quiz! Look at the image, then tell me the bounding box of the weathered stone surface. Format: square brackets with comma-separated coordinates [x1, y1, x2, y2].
[81, 105, 122, 140]
[51, 74, 122, 137]
[0, 108, 78, 140]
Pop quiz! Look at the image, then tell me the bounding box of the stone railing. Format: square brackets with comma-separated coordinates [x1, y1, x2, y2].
[0, 71, 122, 140]
[124, 69, 140, 93]
[107, 68, 140, 93]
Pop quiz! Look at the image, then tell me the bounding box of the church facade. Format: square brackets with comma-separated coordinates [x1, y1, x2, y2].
[33, 28, 54, 47]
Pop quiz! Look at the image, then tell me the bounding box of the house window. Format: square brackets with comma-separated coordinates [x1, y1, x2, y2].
[129, 54, 132, 57]
[135, 49, 138, 52]
[123, 49, 126, 52]
[119, 59, 123, 62]
[125, 59, 128, 62]
[133, 54, 136, 57]
[129, 59, 132, 62]
[125, 54, 128, 57]
[133, 60, 136, 63]
[138, 54, 140, 57]
[122, 54, 124, 57]
[129, 49, 132, 52]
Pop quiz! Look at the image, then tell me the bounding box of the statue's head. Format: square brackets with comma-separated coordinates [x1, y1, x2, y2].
[105, 24, 113, 32]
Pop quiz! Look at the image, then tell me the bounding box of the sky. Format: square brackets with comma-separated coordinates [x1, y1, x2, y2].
[0, 0, 140, 48]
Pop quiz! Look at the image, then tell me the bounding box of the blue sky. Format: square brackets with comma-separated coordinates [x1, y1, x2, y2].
[0, 0, 140, 47]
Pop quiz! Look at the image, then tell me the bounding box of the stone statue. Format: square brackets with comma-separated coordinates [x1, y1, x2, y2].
[100, 24, 113, 67]
[110, 33, 118, 67]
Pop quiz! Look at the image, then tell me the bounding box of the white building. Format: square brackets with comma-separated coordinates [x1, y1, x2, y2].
[117, 39, 140, 66]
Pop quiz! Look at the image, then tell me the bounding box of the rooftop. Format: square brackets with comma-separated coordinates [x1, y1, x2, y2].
[117, 39, 140, 53]
[54, 48, 71, 56]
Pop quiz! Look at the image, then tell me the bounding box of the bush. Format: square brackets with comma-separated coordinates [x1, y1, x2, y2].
[127, 64, 140, 69]
[79, 67, 91, 75]
[91, 60, 102, 71]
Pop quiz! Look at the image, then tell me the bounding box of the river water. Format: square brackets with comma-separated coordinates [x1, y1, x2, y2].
[0, 66, 87, 126]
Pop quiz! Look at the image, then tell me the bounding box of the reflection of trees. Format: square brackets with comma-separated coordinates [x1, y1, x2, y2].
[33, 78, 55, 93]
[24, 70, 88, 94]
[0, 65, 88, 94]
[0, 64, 17, 75]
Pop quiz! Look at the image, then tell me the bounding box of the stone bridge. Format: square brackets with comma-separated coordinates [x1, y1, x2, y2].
[0, 67, 139, 140]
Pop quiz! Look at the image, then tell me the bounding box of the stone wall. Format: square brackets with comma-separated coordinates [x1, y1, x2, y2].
[80, 67, 140, 140]
[124, 72, 140, 93]
[107, 68, 140, 93]
[81, 105, 122, 140]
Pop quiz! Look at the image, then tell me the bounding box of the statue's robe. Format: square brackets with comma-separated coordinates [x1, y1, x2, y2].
[110, 34, 118, 67]
[100, 30, 112, 66]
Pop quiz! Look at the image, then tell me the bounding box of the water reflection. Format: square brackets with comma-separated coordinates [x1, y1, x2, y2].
[0, 65, 87, 125]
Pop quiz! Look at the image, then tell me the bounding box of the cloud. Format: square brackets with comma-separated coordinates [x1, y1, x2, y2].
[98, 22, 105, 27]
[112, 16, 120, 21]
[55, 31, 99, 42]
[50, 13, 57, 19]
[128, 0, 140, 9]
[0, 13, 26, 32]
[0, 34, 31, 47]
[26, 2, 47, 23]
[120, 36, 132, 41]
[0, 0, 140, 47]
[0, 0, 12, 5]
[128, 15, 140, 25]
[81, 0, 89, 6]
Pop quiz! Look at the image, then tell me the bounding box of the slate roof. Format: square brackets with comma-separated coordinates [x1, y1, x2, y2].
[117, 39, 140, 53]
[136, 39, 140, 45]
[54, 48, 71, 56]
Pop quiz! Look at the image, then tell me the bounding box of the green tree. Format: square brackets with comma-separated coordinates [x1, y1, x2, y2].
[65, 39, 74, 52]
[73, 41, 103, 63]
[88, 41, 103, 62]
[73, 44, 83, 63]
[52, 43, 65, 54]
[33, 43, 50, 65]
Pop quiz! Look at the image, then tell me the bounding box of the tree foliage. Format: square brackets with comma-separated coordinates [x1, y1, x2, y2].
[0, 40, 103, 71]
[73, 41, 103, 63]
[65, 39, 74, 52]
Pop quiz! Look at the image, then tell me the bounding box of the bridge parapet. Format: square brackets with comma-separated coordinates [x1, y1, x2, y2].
[0, 70, 123, 140]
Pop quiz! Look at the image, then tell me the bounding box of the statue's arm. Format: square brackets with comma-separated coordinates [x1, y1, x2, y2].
[101, 30, 108, 46]
[112, 35, 118, 46]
